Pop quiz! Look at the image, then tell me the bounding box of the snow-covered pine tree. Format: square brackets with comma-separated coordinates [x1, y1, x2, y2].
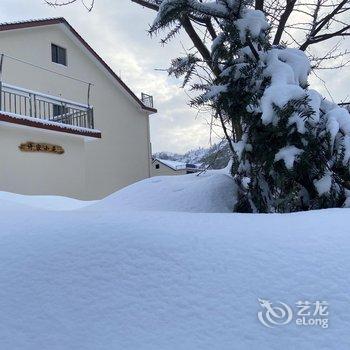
[139, 0, 350, 213]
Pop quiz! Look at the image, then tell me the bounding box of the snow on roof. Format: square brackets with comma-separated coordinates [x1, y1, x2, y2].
[155, 158, 202, 171]
[156, 158, 187, 170]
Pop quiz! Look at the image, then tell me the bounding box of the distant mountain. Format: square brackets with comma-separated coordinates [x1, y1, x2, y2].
[154, 141, 231, 170]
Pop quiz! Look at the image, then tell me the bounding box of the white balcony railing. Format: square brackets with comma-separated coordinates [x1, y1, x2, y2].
[0, 83, 94, 129]
[141, 92, 154, 108]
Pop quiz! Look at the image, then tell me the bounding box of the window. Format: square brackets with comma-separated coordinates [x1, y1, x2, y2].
[51, 44, 67, 66]
[155, 164, 160, 169]
[53, 104, 68, 117]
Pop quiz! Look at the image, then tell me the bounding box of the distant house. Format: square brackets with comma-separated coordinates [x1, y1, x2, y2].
[0, 18, 157, 200]
[151, 158, 202, 176]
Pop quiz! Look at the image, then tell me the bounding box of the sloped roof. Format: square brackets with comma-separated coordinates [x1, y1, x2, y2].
[154, 158, 202, 171]
[0, 18, 157, 114]
[156, 158, 187, 170]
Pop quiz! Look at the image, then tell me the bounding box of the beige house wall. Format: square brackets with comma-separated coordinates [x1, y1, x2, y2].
[0, 24, 152, 199]
[0, 123, 85, 197]
[151, 160, 188, 177]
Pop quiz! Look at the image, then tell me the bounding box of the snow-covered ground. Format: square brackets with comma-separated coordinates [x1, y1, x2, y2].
[0, 191, 97, 210]
[0, 171, 349, 349]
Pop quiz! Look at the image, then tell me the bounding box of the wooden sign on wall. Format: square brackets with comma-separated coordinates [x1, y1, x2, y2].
[19, 142, 65, 155]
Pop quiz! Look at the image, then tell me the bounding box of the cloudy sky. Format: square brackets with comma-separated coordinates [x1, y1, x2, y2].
[1, 0, 350, 153]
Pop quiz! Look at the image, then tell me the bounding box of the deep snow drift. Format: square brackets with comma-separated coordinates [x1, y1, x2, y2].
[0, 171, 349, 349]
[91, 169, 237, 213]
[0, 191, 97, 210]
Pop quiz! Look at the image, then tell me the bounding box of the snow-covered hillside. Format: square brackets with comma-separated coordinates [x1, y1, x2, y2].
[0, 172, 349, 349]
[154, 148, 208, 164]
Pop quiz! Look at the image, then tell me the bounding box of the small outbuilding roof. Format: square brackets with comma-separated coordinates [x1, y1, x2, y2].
[154, 158, 202, 171]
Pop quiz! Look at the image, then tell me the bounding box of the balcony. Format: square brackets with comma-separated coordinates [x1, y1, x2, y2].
[141, 92, 154, 109]
[0, 83, 94, 130]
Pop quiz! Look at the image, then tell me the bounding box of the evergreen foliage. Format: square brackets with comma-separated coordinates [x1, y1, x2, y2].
[149, 0, 350, 212]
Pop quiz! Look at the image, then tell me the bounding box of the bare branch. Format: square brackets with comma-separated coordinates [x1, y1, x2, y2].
[180, 17, 220, 76]
[45, 0, 95, 11]
[300, 0, 350, 50]
[131, 0, 159, 11]
[255, 0, 264, 11]
[273, 0, 297, 45]
[246, 37, 260, 61]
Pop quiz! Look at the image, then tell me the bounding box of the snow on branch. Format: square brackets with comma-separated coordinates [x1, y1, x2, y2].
[45, 0, 95, 11]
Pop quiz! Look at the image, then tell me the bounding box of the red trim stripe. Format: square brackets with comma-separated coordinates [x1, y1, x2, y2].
[0, 112, 102, 138]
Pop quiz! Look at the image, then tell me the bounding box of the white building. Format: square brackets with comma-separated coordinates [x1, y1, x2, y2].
[151, 158, 202, 176]
[0, 18, 157, 200]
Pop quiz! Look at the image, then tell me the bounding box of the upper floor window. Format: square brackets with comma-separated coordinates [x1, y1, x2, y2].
[51, 44, 67, 66]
